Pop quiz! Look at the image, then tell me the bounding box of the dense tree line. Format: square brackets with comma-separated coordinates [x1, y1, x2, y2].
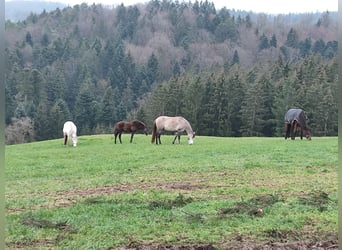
[4, 0, 338, 144]
[140, 54, 337, 137]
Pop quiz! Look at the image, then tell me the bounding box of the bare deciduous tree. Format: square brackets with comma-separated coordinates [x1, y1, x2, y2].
[5, 117, 35, 145]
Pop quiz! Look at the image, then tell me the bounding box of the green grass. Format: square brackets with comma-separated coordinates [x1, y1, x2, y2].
[5, 135, 338, 249]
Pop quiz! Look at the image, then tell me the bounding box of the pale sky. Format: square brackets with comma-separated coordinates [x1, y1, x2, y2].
[55, 0, 337, 14]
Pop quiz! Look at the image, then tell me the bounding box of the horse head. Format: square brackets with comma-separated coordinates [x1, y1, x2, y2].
[188, 132, 195, 145]
[72, 133, 78, 147]
[133, 120, 148, 135]
[143, 126, 148, 136]
[305, 131, 312, 140]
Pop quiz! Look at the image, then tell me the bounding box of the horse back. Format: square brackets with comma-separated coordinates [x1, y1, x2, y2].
[132, 120, 146, 130]
[155, 115, 191, 131]
[155, 116, 168, 129]
[285, 109, 307, 128]
[63, 121, 77, 135]
[114, 121, 125, 132]
[115, 121, 140, 133]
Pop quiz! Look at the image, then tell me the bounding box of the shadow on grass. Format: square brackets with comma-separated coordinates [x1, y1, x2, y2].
[296, 190, 335, 211]
[20, 215, 76, 233]
[148, 193, 194, 210]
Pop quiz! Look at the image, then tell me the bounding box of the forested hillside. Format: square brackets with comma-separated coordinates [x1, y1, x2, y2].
[5, 0, 338, 144]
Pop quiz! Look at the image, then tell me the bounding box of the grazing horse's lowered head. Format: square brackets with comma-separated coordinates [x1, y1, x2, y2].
[151, 116, 195, 145]
[63, 121, 78, 147]
[284, 108, 311, 140]
[113, 120, 148, 144]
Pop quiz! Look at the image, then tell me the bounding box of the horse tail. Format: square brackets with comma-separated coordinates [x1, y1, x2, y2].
[151, 121, 157, 143]
[64, 134, 68, 145]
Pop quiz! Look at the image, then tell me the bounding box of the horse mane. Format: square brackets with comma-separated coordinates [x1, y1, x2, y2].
[179, 117, 194, 134]
[132, 120, 142, 124]
[132, 120, 146, 128]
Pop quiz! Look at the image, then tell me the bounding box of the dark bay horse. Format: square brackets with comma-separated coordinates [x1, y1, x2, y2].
[284, 109, 311, 140]
[114, 120, 148, 144]
[151, 116, 195, 145]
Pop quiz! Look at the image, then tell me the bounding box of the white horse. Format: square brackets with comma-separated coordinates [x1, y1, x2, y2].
[63, 121, 78, 147]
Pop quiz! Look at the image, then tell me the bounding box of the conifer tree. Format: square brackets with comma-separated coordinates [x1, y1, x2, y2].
[226, 68, 245, 136]
[74, 79, 96, 134]
[49, 99, 72, 139]
[285, 28, 299, 48]
[99, 86, 116, 128]
[232, 50, 239, 65]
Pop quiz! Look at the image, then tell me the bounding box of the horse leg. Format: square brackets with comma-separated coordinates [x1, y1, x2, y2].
[291, 121, 297, 140]
[156, 134, 159, 144]
[285, 123, 290, 139]
[172, 133, 178, 144]
[300, 128, 303, 140]
[119, 133, 122, 144]
[172, 131, 182, 144]
[114, 132, 118, 144]
[157, 133, 161, 144]
[177, 130, 181, 144]
[130, 132, 135, 143]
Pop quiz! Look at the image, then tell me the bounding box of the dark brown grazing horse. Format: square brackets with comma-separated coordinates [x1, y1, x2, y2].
[114, 120, 148, 144]
[284, 109, 311, 140]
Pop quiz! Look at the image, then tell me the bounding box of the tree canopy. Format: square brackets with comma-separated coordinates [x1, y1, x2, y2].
[4, 1, 338, 143]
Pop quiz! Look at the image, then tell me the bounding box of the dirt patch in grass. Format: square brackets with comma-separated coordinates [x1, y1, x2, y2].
[296, 189, 335, 211]
[6, 182, 207, 214]
[118, 231, 338, 249]
[11, 229, 335, 250]
[117, 236, 338, 249]
[8, 187, 338, 250]
[120, 243, 217, 249]
[6, 181, 336, 216]
[8, 237, 338, 250]
[6, 239, 56, 249]
[259, 230, 338, 250]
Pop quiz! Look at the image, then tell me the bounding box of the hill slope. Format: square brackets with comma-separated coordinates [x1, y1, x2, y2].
[5, 0, 66, 21]
[5, 1, 338, 143]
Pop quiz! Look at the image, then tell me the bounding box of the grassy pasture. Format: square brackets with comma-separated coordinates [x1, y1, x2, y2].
[5, 135, 338, 249]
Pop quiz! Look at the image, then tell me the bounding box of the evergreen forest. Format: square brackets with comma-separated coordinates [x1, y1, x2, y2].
[5, 0, 338, 144]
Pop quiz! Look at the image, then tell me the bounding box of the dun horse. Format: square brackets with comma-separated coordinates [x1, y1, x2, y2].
[284, 108, 311, 140]
[63, 121, 78, 147]
[114, 120, 148, 144]
[151, 116, 195, 145]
